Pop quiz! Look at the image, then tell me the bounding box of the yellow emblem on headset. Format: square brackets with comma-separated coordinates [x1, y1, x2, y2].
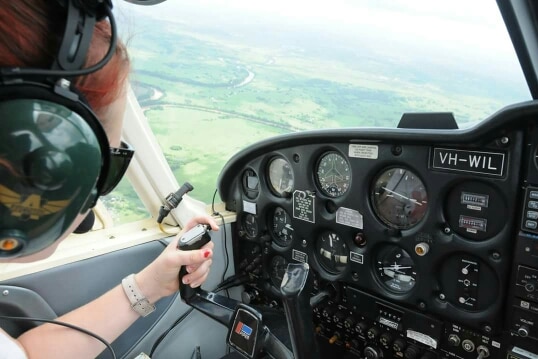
[0, 184, 69, 220]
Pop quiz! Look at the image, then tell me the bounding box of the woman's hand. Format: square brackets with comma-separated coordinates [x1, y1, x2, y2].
[135, 215, 219, 303]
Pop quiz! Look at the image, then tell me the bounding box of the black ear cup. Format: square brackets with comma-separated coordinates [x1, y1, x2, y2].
[0, 83, 110, 258]
[0, 0, 123, 258]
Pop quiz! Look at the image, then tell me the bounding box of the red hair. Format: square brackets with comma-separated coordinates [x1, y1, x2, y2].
[0, 1, 130, 112]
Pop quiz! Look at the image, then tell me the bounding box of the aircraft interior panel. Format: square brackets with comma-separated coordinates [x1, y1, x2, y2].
[217, 102, 538, 359]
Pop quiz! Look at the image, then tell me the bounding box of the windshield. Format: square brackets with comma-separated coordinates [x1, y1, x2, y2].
[113, 0, 530, 205]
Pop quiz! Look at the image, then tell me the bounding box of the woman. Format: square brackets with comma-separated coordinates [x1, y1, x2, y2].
[0, 2, 217, 358]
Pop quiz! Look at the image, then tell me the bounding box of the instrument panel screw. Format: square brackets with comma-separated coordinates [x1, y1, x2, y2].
[500, 137, 509, 145]
[418, 301, 427, 310]
[439, 293, 446, 300]
[2, 290, 9, 296]
[391, 145, 403, 156]
[352, 272, 359, 281]
[443, 227, 451, 234]
[483, 325, 492, 333]
[491, 252, 501, 260]
[302, 239, 307, 247]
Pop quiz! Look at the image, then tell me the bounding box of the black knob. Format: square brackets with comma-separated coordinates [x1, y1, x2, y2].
[380, 332, 393, 346]
[364, 346, 382, 359]
[367, 327, 380, 340]
[447, 334, 460, 347]
[344, 316, 356, 329]
[322, 306, 335, 318]
[241, 289, 259, 304]
[404, 345, 421, 359]
[333, 311, 346, 324]
[517, 325, 530, 337]
[355, 321, 369, 335]
[393, 338, 407, 352]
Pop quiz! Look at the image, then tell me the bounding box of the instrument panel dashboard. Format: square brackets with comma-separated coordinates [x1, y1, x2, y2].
[217, 102, 538, 358]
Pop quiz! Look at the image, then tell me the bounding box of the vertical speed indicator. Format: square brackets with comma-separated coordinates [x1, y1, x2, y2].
[315, 151, 352, 198]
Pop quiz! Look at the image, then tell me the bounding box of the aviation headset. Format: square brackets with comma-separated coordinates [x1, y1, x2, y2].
[0, 0, 164, 258]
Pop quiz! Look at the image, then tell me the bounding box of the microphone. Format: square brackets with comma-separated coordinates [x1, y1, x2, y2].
[157, 182, 194, 223]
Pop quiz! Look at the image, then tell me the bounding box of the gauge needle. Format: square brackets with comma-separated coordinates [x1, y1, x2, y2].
[383, 266, 412, 270]
[382, 187, 423, 206]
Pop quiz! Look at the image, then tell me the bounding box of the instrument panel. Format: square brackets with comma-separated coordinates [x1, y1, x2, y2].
[217, 102, 538, 359]
[232, 142, 514, 319]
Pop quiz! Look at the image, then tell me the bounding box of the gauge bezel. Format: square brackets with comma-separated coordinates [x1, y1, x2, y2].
[370, 166, 428, 230]
[268, 206, 295, 247]
[374, 244, 418, 295]
[266, 156, 295, 197]
[314, 230, 350, 275]
[314, 150, 352, 198]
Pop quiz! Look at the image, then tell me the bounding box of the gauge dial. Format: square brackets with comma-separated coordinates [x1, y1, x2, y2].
[372, 167, 428, 229]
[240, 213, 259, 239]
[271, 207, 294, 246]
[316, 152, 352, 198]
[270, 255, 289, 287]
[375, 245, 417, 293]
[268, 157, 294, 196]
[316, 231, 349, 274]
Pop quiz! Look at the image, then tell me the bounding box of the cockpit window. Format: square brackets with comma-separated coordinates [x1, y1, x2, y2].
[114, 0, 530, 204]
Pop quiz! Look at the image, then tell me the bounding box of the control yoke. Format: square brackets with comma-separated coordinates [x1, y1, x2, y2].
[177, 225, 319, 359]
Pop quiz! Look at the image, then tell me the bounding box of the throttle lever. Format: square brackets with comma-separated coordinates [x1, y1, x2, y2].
[177, 224, 211, 301]
[280, 262, 320, 359]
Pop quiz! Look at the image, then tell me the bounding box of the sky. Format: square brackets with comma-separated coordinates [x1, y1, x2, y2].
[113, 0, 529, 98]
[114, 0, 517, 61]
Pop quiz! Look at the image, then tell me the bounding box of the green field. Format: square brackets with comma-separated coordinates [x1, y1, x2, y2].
[106, 15, 530, 223]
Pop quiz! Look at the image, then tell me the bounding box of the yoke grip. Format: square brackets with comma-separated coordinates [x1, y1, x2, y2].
[177, 224, 211, 301]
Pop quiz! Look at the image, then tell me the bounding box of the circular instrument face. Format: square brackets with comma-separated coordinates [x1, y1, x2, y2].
[372, 167, 428, 229]
[270, 255, 289, 287]
[270, 207, 294, 246]
[268, 157, 294, 196]
[375, 245, 417, 293]
[316, 231, 349, 274]
[240, 213, 259, 239]
[316, 152, 352, 198]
